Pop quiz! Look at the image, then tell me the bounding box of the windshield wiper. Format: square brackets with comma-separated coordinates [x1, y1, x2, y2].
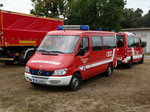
[37, 50, 64, 54]
[37, 49, 49, 53]
[47, 51, 64, 54]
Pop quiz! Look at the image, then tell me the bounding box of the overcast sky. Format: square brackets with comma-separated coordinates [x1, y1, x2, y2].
[1, 0, 150, 15]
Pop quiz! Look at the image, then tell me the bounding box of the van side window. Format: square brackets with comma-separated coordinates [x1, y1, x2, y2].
[80, 37, 89, 53]
[91, 36, 102, 51]
[103, 36, 116, 49]
[117, 35, 124, 48]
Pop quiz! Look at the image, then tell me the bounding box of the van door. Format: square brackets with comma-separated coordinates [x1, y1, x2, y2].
[75, 36, 91, 79]
[87, 36, 105, 76]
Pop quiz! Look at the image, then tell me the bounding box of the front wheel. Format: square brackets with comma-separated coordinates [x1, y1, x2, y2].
[104, 64, 113, 77]
[68, 73, 82, 91]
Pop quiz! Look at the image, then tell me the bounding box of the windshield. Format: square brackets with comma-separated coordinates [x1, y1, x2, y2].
[117, 35, 124, 48]
[37, 35, 79, 54]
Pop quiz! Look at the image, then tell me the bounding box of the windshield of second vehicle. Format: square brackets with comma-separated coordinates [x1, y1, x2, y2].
[37, 35, 79, 54]
[117, 35, 124, 48]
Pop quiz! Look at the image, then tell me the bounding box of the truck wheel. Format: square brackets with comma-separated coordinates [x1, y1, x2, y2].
[127, 59, 133, 68]
[105, 64, 113, 77]
[5, 61, 14, 65]
[139, 55, 144, 64]
[68, 73, 82, 91]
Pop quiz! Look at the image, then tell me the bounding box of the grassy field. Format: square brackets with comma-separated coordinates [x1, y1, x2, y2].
[0, 58, 150, 112]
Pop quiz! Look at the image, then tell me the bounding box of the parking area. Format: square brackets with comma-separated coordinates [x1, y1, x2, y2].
[0, 58, 150, 112]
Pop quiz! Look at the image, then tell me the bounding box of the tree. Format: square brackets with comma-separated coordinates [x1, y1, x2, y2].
[141, 10, 150, 27]
[121, 8, 143, 28]
[66, 0, 125, 31]
[31, 0, 125, 31]
[30, 0, 71, 19]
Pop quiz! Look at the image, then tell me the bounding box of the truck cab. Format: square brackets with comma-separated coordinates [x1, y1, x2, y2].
[25, 25, 117, 91]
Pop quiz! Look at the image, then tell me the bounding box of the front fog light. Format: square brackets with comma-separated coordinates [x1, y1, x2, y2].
[25, 66, 30, 73]
[53, 69, 68, 75]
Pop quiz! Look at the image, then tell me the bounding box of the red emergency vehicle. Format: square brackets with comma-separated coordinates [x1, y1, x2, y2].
[0, 10, 63, 64]
[25, 25, 117, 91]
[116, 32, 146, 68]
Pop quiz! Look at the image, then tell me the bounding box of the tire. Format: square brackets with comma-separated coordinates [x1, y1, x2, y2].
[139, 55, 144, 64]
[68, 73, 82, 91]
[105, 64, 113, 77]
[18, 50, 34, 65]
[127, 58, 133, 68]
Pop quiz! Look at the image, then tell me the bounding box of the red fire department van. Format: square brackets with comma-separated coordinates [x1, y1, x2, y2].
[116, 32, 146, 68]
[25, 25, 117, 91]
[0, 10, 63, 65]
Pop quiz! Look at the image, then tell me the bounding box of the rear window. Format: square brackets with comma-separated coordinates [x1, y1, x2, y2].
[117, 35, 124, 48]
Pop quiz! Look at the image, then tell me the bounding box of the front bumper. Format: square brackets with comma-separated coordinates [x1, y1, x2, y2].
[24, 72, 72, 86]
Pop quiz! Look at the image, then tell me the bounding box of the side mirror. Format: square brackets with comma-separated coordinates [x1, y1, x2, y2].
[140, 42, 146, 47]
[76, 48, 86, 56]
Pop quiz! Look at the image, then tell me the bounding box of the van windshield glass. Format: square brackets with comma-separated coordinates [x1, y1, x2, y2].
[117, 35, 124, 48]
[37, 35, 79, 54]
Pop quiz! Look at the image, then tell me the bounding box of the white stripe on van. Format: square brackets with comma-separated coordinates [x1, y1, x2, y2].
[79, 59, 112, 71]
[79, 49, 116, 71]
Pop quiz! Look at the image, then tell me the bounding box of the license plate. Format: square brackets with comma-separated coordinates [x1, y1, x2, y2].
[32, 79, 45, 84]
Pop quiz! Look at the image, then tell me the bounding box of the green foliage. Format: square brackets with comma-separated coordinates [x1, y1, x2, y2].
[31, 0, 125, 31]
[30, 0, 69, 19]
[122, 8, 143, 28]
[66, 0, 125, 31]
[141, 10, 150, 27]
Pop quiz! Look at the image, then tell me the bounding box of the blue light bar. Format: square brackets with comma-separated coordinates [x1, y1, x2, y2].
[98, 28, 103, 31]
[80, 25, 90, 30]
[57, 25, 64, 30]
[57, 25, 90, 30]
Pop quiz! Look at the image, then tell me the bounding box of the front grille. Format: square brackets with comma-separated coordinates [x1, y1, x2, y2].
[30, 69, 53, 76]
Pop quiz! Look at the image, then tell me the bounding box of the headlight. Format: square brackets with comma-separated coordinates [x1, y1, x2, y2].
[25, 66, 30, 73]
[53, 69, 68, 75]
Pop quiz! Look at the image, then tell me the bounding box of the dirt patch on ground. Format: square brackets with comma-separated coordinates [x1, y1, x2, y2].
[0, 58, 150, 112]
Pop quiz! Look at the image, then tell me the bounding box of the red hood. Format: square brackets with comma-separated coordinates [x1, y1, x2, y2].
[27, 52, 73, 71]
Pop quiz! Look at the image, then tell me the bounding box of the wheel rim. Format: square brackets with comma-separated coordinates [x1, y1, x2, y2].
[72, 77, 79, 88]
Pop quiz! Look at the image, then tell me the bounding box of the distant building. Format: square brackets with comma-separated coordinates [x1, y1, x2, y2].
[122, 27, 150, 53]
